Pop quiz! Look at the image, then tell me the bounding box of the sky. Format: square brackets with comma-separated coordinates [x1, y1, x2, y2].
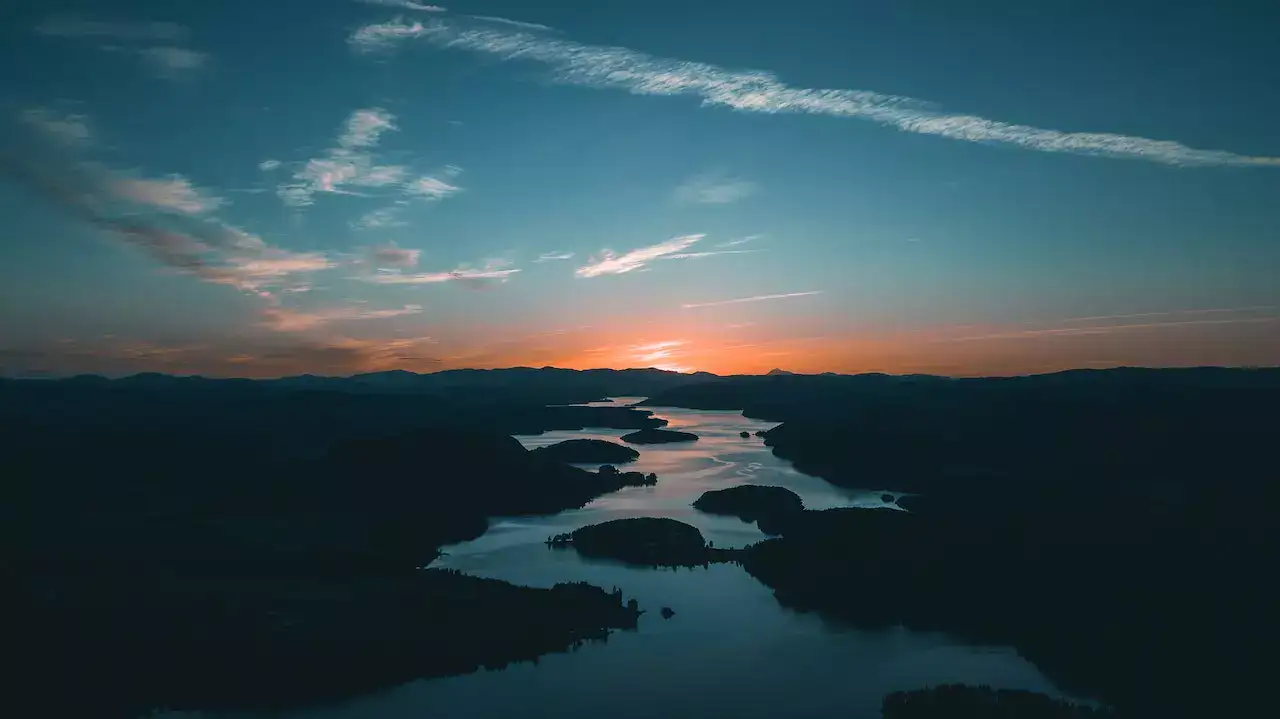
[1, 0, 1278, 377]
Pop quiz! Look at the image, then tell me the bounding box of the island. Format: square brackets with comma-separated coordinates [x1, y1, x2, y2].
[548, 518, 736, 568]
[532, 439, 640, 464]
[619, 428, 700, 445]
[692, 485, 804, 530]
[597, 464, 658, 487]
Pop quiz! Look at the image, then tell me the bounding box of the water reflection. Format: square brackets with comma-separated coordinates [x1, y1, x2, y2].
[460, 398, 900, 555]
[184, 401, 1069, 719]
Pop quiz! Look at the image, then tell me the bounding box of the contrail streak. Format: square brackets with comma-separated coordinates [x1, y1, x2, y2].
[682, 291, 822, 309]
[351, 18, 1280, 167]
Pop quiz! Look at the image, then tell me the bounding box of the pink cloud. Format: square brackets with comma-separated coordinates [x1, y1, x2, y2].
[575, 234, 703, 277]
[109, 173, 223, 214]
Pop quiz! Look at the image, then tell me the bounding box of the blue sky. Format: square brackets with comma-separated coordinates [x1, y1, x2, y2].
[1, 0, 1278, 377]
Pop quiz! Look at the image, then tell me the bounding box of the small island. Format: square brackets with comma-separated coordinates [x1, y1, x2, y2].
[619, 428, 700, 445]
[692, 485, 804, 526]
[548, 517, 735, 568]
[533, 439, 640, 464]
[597, 464, 657, 487]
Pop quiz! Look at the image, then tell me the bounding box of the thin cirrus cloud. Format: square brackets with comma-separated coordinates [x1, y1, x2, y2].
[2, 114, 334, 298]
[948, 307, 1280, 341]
[1056, 306, 1276, 324]
[277, 108, 461, 208]
[355, 0, 447, 11]
[22, 108, 93, 147]
[277, 107, 405, 207]
[681, 291, 823, 309]
[135, 46, 209, 78]
[470, 15, 555, 32]
[716, 235, 761, 249]
[350, 18, 1280, 168]
[261, 304, 423, 332]
[665, 249, 762, 260]
[352, 205, 409, 230]
[405, 175, 461, 199]
[108, 172, 224, 215]
[37, 16, 209, 81]
[367, 243, 421, 269]
[949, 316, 1280, 342]
[575, 234, 704, 277]
[674, 174, 757, 205]
[534, 251, 575, 262]
[35, 17, 187, 41]
[631, 340, 687, 364]
[364, 259, 520, 285]
[339, 108, 397, 149]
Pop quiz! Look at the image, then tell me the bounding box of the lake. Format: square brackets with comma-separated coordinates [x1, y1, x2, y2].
[169, 400, 1075, 719]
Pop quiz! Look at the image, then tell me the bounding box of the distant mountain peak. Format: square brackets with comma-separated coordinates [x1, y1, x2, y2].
[766, 368, 796, 376]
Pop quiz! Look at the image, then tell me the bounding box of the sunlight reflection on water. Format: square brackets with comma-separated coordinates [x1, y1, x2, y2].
[183, 400, 1074, 719]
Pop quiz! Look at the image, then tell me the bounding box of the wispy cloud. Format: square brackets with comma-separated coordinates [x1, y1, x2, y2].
[2, 117, 334, 298]
[258, 159, 281, 172]
[261, 304, 423, 332]
[716, 235, 761, 249]
[22, 107, 93, 147]
[137, 46, 209, 78]
[277, 108, 461, 208]
[367, 268, 521, 284]
[631, 340, 687, 366]
[575, 234, 703, 277]
[364, 258, 520, 285]
[948, 307, 1280, 342]
[682, 291, 822, 309]
[356, 0, 447, 11]
[108, 172, 224, 215]
[949, 316, 1280, 342]
[351, 18, 1280, 167]
[1057, 306, 1276, 324]
[351, 20, 435, 50]
[2, 335, 444, 377]
[278, 108, 405, 207]
[339, 108, 397, 149]
[38, 16, 208, 81]
[534, 251, 575, 262]
[352, 205, 409, 230]
[405, 175, 461, 199]
[36, 17, 187, 41]
[367, 243, 421, 269]
[470, 15, 555, 32]
[224, 251, 335, 289]
[664, 249, 762, 260]
[675, 174, 757, 205]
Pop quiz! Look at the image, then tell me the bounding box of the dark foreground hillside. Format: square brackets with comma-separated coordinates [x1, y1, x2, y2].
[5, 366, 1278, 718]
[1, 385, 659, 718]
[649, 368, 1280, 718]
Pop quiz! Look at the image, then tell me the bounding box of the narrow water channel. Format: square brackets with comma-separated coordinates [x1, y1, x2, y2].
[179, 401, 1073, 719]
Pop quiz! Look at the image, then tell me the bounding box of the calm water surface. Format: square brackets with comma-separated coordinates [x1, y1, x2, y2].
[181, 401, 1073, 719]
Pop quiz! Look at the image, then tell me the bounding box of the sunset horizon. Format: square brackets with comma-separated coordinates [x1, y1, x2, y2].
[7, 4, 1278, 717]
[3, 1, 1278, 379]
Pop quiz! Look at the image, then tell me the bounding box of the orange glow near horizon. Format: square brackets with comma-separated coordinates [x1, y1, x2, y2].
[10, 312, 1278, 379]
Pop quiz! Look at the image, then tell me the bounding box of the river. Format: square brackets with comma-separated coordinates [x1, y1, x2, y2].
[169, 400, 1074, 719]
